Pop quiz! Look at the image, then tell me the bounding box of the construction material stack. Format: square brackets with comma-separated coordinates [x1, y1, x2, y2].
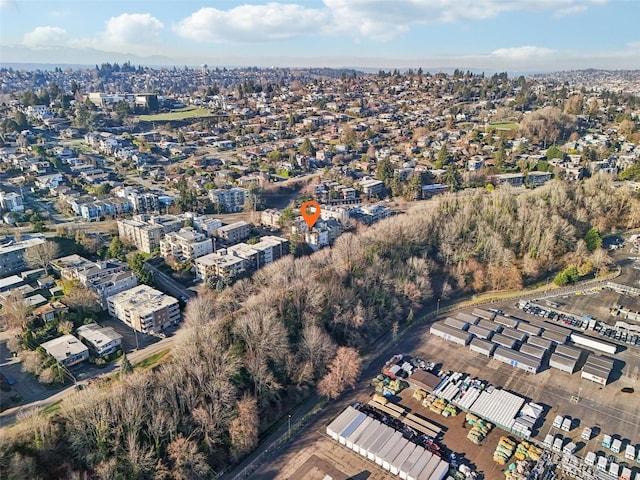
[494, 436, 516, 465]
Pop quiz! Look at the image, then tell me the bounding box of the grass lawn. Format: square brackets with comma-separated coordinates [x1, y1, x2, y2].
[138, 106, 213, 122]
[40, 400, 63, 417]
[134, 348, 170, 370]
[488, 121, 520, 131]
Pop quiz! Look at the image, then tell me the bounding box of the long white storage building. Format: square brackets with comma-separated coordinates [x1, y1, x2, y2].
[571, 333, 617, 355]
[467, 325, 494, 340]
[469, 337, 496, 356]
[493, 346, 541, 373]
[549, 353, 578, 374]
[326, 407, 450, 480]
[430, 323, 472, 346]
[581, 354, 614, 385]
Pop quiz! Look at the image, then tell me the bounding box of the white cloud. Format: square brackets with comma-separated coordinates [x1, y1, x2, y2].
[323, 0, 608, 40]
[174, 3, 328, 42]
[553, 5, 588, 17]
[22, 26, 69, 49]
[173, 0, 608, 43]
[99, 13, 164, 53]
[491, 46, 555, 59]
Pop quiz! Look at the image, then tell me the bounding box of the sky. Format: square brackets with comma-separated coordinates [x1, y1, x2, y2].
[1, 0, 639, 72]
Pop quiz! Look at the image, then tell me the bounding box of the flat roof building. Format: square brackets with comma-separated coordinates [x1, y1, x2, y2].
[107, 285, 180, 334]
[41, 334, 89, 367]
[160, 227, 213, 261]
[77, 323, 123, 358]
[0, 234, 46, 278]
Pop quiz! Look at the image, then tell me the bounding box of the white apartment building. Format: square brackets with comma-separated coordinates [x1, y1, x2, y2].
[117, 215, 184, 253]
[107, 285, 180, 334]
[208, 187, 247, 213]
[54, 255, 138, 309]
[192, 215, 223, 237]
[160, 227, 213, 261]
[41, 334, 89, 367]
[0, 191, 24, 212]
[216, 221, 251, 244]
[195, 251, 246, 281]
[77, 323, 123, 358]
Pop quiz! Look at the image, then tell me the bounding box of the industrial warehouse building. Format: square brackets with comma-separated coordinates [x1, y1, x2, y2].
[555, 344, 583, 360]
[494, 314, 519, 328]
[492, 333, 518, 349]
[429, 323, 471, 345]
[517, 322, 542, 336]
[476, 318, 501, 332]
[501, 327, 527, 343]
[519, 343, 547, 360]
[527, 336, 554, 350]
[581, 355, 615, 385]
[455, 312, 479, 324]
[472, 308, 495, 320]
[469, 337, 496, 356]
[571, 333, 617, 355]
[549, 352, 579, 374]
[493, 346, 541, 373]
[467, 325, 494, 340]
[443, 316, 469, 331]
[326, 406, 450, 480]
[541, 329, 569, 344]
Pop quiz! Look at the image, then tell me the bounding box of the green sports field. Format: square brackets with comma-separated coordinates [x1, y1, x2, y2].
[138, 106, 213, 121]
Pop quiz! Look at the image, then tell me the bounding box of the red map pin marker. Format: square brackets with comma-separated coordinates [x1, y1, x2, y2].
[300, 200, 321, 228]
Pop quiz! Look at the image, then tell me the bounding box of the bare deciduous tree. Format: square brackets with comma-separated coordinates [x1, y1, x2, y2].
[167, 435, 210, 480]
[182, 292, 217, 328]
[300, 323, 336, 379]
[229, 395, 259, 457]
[0, 290, 32, 330]
[317, 347, 362, 399]
[23, 240, 60, 273]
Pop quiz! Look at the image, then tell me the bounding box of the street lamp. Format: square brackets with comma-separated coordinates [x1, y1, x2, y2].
[288, 414, 291, 439]
[437, 298, 441, 316]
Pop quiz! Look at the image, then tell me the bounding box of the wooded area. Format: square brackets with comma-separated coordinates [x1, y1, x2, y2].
[1, 176, 639, 479]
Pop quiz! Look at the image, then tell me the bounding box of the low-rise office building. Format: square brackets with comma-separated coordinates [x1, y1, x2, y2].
[107, 285, 180, 334]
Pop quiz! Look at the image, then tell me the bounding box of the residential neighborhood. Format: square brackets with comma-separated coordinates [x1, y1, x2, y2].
[0, 63, 639, 480]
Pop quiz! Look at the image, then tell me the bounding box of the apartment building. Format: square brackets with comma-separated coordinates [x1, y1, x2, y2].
[107, 285, 180, 334]
[160, 227, 213, 261]
[208, 187, 247, 213]
[192, 215, 223, 237]
[0, 191, 24, 212]
[117, 214, 184, 253]
[0, 234, 46, 278]
[194, 235, 288, 281]
[77, 323, 123, 358]
[41, 334, 89, 367]
[215, 221, 251, 244]
[194, 250, 246, 281]
[54, 254, 138, 309]
[359, 178, 385, 197]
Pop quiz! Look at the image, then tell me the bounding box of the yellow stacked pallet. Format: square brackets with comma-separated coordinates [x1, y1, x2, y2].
[412, 389, 427, 402]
